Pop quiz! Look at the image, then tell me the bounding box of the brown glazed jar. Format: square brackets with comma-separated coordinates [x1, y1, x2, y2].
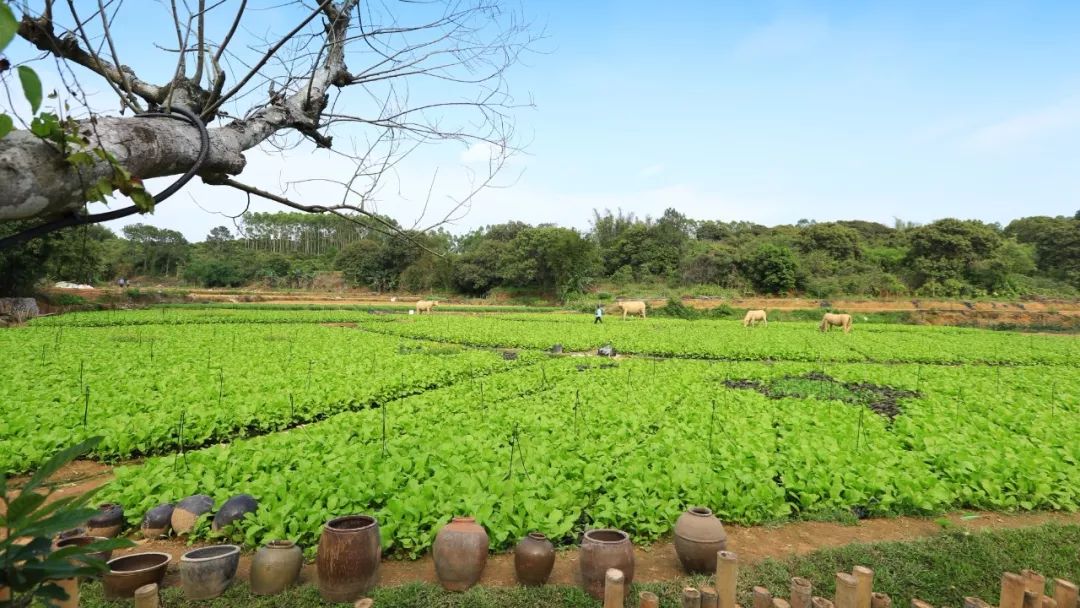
[432, 516, 489, 591]
[316, 515, 381, 603]
[513, 532, 555, 586]
[250, 540, 303, 596]
[579, 528, 634, 599]
[673, 506, 727, 573]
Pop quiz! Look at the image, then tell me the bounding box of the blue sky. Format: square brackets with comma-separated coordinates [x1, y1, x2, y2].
[8, 0, 1080, 240]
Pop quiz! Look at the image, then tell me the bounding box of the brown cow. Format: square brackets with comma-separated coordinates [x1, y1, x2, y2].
[743, 309, 767, 327]
[819, 313, 852, 333]
[617, 300, 647, 319]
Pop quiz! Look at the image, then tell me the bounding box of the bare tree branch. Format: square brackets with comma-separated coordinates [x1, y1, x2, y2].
[1, 0, 539, 244]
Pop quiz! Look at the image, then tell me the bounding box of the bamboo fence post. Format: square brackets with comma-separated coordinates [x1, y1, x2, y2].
[755, 587, 775, 608]
[354, 600, 374, 608]
[813, 597, 837, 608]
[964, 598, 992, 608]
[775, 598, 793, 608]
[1044, 597, 1059, 608]
[873, 594, 893, 608]
[1054, 580, 1079, 608]
[717, 551, 739, 608]
[133, 583, 160, 608]
[1003, 573, 1029, 608]
[605, 569, 626, 608]
[1025, 591, 1045, 608]
[912, 600, 934, 608]
[639, 591, 660, 608]
[854, 566, 874, 608]
[792, 578, 814, 608]
[1024, 571, 1048, 595]
[701, 586, 719, 608]
[684, 587, 703, 608]
[836, 573, 859, 608]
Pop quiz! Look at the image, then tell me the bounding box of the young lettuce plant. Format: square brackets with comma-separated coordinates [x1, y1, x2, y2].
[1, 437, 133, 608]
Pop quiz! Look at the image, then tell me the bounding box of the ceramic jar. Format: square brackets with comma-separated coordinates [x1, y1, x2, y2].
[432, 516, 489, 592]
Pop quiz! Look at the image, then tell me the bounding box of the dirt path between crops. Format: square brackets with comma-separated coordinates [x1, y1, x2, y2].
[10, 461, 1080, 586]
[110, 511, 1080, 589]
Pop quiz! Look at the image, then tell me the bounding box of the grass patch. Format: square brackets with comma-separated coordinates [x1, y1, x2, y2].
[77, 524, 1080, 607]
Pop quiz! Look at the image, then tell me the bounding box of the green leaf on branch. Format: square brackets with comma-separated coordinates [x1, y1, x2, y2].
[0, 113, 12, 138]
[0, 2, 17, 51]
[17, 65, 42, 113]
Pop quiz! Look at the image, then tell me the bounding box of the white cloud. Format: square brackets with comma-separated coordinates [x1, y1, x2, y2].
[967, 98, 1080, 150]
[459, 142, 503, 164]
[734, 16, 829, 59]
[639, 163, 666, 178]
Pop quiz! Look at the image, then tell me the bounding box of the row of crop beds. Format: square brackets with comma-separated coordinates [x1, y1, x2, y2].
[10, 308, 1079, 559]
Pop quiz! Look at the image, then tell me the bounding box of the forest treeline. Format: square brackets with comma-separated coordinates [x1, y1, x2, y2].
[2, 209, 1078, 299]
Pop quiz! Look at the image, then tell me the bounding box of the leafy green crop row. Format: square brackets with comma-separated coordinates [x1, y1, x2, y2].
[29, 308, 1076, 366]
[101, 357, 1080, 557]
[359, 314, 1078, 365]
[0, 324, 532, 474]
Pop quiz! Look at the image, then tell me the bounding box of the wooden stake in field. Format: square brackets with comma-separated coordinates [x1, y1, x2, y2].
[873, 594, 893, 608]
[791, 578, 814, 608]
[1053, 579, 1078, 608]
[716, 551, 738, 608]
[639, 591, 660, 608]
[1025, 592, 1045, 608]
[754, 587, 774, 608]
[854, 566, 874, 608]
[604, 569, 625, 608]
[774, 599, 792, 608]
[835, 573, 858, 608]
[1044, 597, 1059, 608]
[133, 583, 159, 608]
[1003, 573, 1029, 608]
[813, 597, 836, 608]
[964, 598, 992, 608]
[912, 600, 933, 608]
[700, 586, 719, 608]
[1024, 571, 1047, 596]
[684, 587, 703, 608]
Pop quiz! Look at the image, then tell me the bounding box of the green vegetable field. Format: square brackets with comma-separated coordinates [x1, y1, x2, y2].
[7, 308, 1080, 558]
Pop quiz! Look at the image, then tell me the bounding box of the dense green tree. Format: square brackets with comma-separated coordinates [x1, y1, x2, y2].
[500, 226, 597, 299]
[904, 219, 1002, 289]
[742, 244, 798, 294]
[122, 224, 190, 276]
[799, 223, 864, 260]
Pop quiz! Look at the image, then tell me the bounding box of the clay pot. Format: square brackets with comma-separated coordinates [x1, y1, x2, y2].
[250, 540, 303, 596]
[673, 506, 727, 574]
[316, 515, 381, 602]
[212, 494, 259, 532]
[54, 577, 79, 608]
[432, 516, 489, 592]
[54, 535, 114, 565]
[87, 503, 124, 538]
[579, 529, 634, 600]
[180, 545, 241, 600]
[102, 552, 171, 600]
[514, 532, 555, 586]
[57, 527, 87, 540]
[172, 494, 214, 535]
[141, 504, 174, 539]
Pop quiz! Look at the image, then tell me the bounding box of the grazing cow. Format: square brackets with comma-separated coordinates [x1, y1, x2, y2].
[416, 300, 438, 314]
[617, 300, 647, 319]
[743, 309, 767, 327]
[819, 313, 852, 334]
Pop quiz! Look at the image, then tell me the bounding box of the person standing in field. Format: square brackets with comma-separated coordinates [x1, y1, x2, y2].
[594, 304, 604, 324]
